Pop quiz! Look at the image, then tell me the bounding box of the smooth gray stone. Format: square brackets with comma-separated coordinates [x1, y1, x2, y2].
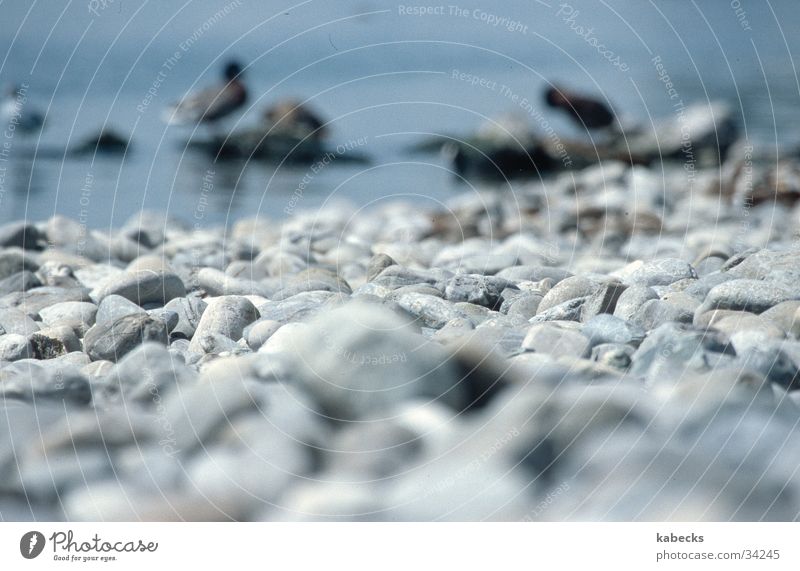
[164, 295, 207, 339]
[530, 297, 586, 323]
[522, 322, 590, 358]
[0, 271, 41, 296]
[33, 263, 80, 289]
[613, 285, 659, 321]
[196, 267, 274, 298]
[0, 334, 32, 361]
[104, 342, 197, 404]
[725, 247, 800, 287]
[121, 210, 168, 248]
[366, 253, 397, 282]
[0, 286, 92, 317]
[0, 362, 91, 405]
[618, 258, 697, 287]
[537, 276, 599, 314]
[0, 221, 42, 250]
[396, 292, 464, 329]
[371, 265, 450, 289]
[738, 346, 800, 390]
[39, 301, 98, 330]
[0, 248, 38, 280]
[442, 274, 515, 309]
[501, 292, 543, 320]
[188, 296, 258, 352]
[83, 313, 170, 362]
[95, 294, 146, 325]
[495, 265, 572, 284]
[683, 272, 735, 299]
[582, 314, 646, 349]
[591, 343, 634, 370]
[246, 319, 281, 350]
[630, 322, 735, 379]
[581, 281, 628, 321]
[147, 309, 179, 333]
[277, 301, 466, 421]
[257, 291, 334, 324]
[94, 270, 186, 306]
[0, 308, 40, 336]
[630, 299, 693, 330]
[700, 279, 797, 314]
[29, 325, 81, 359]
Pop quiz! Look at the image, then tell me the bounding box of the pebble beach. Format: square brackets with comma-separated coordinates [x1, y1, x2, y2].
[2, 138, 800, 521]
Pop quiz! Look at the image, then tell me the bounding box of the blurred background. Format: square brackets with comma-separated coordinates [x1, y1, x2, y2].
[0, 0, 797, 228]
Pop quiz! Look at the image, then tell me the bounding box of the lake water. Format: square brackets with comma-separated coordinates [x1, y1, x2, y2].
[1, 0, 799, 229]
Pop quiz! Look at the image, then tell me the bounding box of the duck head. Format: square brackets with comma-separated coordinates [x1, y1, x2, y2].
[224, 61, 244, 81]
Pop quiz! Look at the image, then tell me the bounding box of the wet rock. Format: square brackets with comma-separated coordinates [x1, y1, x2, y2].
[196, 267, 273, 298]
[366, 253, 397, 281]
[495, 265, 572, 284]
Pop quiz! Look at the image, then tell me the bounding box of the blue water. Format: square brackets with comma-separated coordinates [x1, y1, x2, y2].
[1, 0, 799, 228]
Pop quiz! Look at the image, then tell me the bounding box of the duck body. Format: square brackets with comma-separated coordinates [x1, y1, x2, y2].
[544, 86, 615, 130]
[162, 61, 247, 126]
[262, 99, 327, 140]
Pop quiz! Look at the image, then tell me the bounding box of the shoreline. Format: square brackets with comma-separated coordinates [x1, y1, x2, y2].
[1, 147, 800, 521]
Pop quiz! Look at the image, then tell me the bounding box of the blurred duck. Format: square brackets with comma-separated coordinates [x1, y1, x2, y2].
[1, 85, 45, 134]
[262, 99, 327, 140]
[162, 60, 247, 127]
[544, 85, 616, 132]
